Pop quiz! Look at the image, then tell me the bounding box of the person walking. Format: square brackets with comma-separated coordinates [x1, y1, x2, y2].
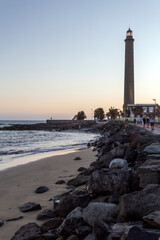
[146, 116, 150, 128]
[142, 115, 146, 128]
[150, 115, 155, 130]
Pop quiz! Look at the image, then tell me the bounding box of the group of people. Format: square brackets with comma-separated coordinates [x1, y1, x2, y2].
[134, 115, 155, 130]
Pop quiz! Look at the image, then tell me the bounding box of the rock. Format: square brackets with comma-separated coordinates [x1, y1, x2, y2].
[118, 184, 160, 222]
[147, 154, 160, 160]
[138, 159, 160, 188]
[78, 167, 87, 172]
[54, 192, 91, 218]
[56, 180, 65, 184]
[143, 211, 160, 228]
[19, 202, 41, 212]
[110, 144, 126, 159]
[143, 143, 160, 154]
[35, 186, 49, 194]
[37, 209, 56, 220]
[58, 207, 91, 239]
[67, 174, 88, 186]
[125, 150, 138, 163]
[6, 216, 23, 222]
[127, 226, 160, 240]
[74, 157, 81, 160]
[94, 219, 110, 239]
[42, 217, 64, 231]
[98, 152, 113, 167]
[66, 235, 79, 240]
[108, 221, 144, 239]
[0, 219, 4, 226]
[87, 169, 132, 195]
[84, 233, 96, 240]
[109, 158, 128, 170]
[82, 202, 117, 227]
[10, 222, 44, 240]
[40, 231, 60, 239]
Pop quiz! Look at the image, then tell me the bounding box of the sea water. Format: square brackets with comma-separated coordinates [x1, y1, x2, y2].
[0, 120, 99, 170]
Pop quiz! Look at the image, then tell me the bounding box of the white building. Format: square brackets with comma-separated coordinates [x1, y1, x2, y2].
[127, 104, 158, 118]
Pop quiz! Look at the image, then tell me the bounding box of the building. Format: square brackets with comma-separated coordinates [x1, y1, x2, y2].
[127, 104, 158, 118]
[123, 28, 134, 116]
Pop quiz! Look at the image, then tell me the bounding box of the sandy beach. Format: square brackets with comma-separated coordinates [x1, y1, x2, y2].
[0, 148, 96, 240]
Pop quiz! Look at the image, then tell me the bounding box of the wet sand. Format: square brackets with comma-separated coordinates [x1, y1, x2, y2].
[0, 148, 96, 240]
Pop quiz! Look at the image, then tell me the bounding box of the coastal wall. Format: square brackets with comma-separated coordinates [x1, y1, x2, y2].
[46, 119, 96, 130]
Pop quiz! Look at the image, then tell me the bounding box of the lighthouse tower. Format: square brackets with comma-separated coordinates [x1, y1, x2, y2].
[123, 28, 134, 116]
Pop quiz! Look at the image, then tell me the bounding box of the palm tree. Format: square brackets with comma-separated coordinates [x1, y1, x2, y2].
[132, 106, 143, 117]
[107, 107, 119, 120]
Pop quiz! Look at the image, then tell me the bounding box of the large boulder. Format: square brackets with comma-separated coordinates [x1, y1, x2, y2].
[87, 169, 132, 195]
[54, 191, 91, 218]
[118, 184, 160, 222]
[108, 221, 143, 240]
[109, 158, 128, 170]
[37, 209, 56, 220]
[138, 159, 160, 188]
[110, 144, 127, 159]
[67, 174, 88, 186]
[127, 226, 160, 240]
[42, 217, 64, 231]
[93, 219, 110, 240]
[82, 202, 117, 227]
[98, 152, 113, 167]
[143, 211, 160, 228]
[143, 143, 160, 154]
[11, 222, 44, 240]
[58, 207, 91, 239]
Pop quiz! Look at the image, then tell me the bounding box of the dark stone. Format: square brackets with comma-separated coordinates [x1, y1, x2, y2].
[37, 209, 56, 220]
[10, 222, 44, 240]
[0, 219, 4, 226]
[54, 192, 91, 218]
[66, 174, 88, 186]
[19, 202, 41, 212]
[82, 202, 117, 227]
[94, 219, 110, 240]
[87, 169, 132, 195]
[98, 152, 113, 167]
[6, 216, 23, 222]
[127, 226, 160, 240]
[35, 186, 49, 194]
[78, 167, 87, 172]
[138, 159, 160, 188]
[66, 235, 79, 240]
[125, 150, 138, 163]
[38, 231, 59, 239]
[55, 180, 65, 184]
[42, 218, 64, 231]
[74, 157, 81, 160]
[58, 207, 91, 239]
[118, 184, 160, 222]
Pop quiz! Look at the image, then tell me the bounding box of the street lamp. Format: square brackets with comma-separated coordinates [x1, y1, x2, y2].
[91, 109, 93, 120]
[152, 99, 156, 104]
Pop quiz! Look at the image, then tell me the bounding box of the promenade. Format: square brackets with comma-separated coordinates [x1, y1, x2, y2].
[135, 123, 160, 135]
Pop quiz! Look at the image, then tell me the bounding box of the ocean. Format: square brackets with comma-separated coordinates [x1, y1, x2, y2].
[0, 120, 99, 171]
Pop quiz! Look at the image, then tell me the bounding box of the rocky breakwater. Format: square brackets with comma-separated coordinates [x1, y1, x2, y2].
[9, 122, 160, 239]
[0, 120, 97, 131]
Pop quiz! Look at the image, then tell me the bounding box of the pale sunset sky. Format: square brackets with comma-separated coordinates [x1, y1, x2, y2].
[1, 0, 160, 120]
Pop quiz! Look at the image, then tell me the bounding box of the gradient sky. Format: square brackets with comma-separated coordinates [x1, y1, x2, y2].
[1, 0, 160, 120]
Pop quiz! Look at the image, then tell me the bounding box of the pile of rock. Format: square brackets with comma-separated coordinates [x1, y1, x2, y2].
[10, 122, 160, 239]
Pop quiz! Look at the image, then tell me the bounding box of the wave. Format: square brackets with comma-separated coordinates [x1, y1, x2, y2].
[0, 143, 87, 157]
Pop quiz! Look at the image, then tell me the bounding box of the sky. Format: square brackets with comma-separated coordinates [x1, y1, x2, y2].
[0, 0, 160, 120]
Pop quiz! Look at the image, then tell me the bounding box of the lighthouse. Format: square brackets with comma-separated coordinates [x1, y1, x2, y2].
[123, 28, 134, 116]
